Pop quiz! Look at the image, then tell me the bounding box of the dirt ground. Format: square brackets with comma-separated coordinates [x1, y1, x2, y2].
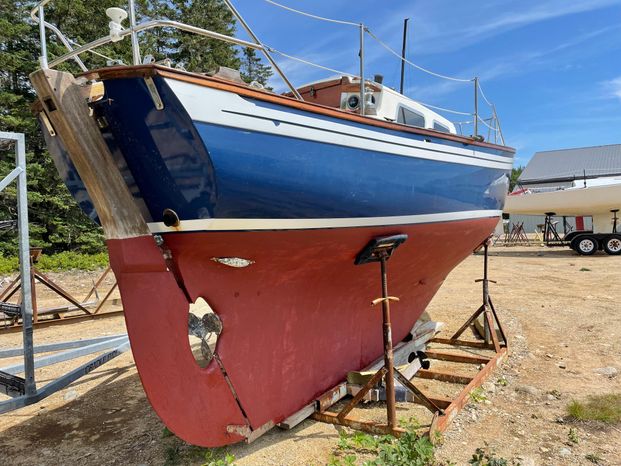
[1, 245, 620, 465]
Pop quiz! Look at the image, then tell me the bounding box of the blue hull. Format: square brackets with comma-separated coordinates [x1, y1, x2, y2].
[48, 75, 512, 227]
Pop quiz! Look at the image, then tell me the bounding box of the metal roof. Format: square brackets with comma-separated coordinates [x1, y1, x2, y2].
[519, 144, 621, 184]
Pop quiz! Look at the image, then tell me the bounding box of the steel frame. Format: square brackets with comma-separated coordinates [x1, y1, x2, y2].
[0, 264, 121, 331]
[0, 132, 129, 414]
[309, 237, 508, 441]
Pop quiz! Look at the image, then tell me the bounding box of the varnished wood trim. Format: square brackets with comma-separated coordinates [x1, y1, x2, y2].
[84, 65, 516, 154]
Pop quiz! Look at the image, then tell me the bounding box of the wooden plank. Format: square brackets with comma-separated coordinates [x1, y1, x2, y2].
[29, 69, 149, 239]
[277, 403, 315, 430]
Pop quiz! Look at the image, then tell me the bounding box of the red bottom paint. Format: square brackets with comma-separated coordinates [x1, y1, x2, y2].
[107, 217, 498, 446]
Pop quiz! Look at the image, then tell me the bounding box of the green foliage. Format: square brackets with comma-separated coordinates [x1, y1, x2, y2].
[567, 393, 621, 423]
[568, 427, 579, 444]
[469, 387, 488, 403]
[469, 445, 507, 466]
[585, 453, 603, 464]
[509, 166, 524, 192]
[579, 268, 591, 272]
[240, 47, 273, 86]
[0, 252, 108, 274]
[332, 427, 436, 466]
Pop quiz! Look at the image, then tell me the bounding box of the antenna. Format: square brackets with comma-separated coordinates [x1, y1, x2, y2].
[399, 18, 409, 95]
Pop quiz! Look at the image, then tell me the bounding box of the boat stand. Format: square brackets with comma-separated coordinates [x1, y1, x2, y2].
[311, 235, 444, 437]
[0, 261, 121, 333]
[0, 132, 129, 414]
[282, 236, 508, 441]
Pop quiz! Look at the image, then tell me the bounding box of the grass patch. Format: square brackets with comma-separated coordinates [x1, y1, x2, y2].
[579, 267, 591, 272]
[567, 393, 621, 423]
[329, 417, 438, 465]
[0, 252, 109, 274]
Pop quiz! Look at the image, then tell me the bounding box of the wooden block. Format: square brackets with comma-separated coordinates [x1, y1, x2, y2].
[277, 403, 315, 430]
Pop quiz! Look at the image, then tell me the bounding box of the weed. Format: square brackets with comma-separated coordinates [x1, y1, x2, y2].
[470, 387, 488, 403]
[164, 445, 181, 466]
[567, 393, 621, 423]
[579, 267, 591, 272]
[495, 377, 508, 387]
[585, 453, 603, 464]
[161, 427, 174, 438]
[469, 445, 508, 466]
[203, 448, 235, 466]
[568, 427, 579, 444]
[331, 428, 436, 466]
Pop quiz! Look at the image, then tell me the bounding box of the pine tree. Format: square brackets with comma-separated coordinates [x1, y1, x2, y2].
[239, 47, 273, 86]
[0, 0, 106, 256]
[0, 0, 259, 256]
[169, 0, 241, 73]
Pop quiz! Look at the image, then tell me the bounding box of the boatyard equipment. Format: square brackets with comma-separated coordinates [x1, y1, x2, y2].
[28, 0, 514, 446]
[283, 238, 508, 441]
[0, 132, 129, 414]
[538, 211, 621, 255]
[312, 234, 444, 436]
[0, 263, 121, 332]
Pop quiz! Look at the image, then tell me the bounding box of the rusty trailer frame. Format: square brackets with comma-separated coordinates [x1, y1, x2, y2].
[282, 238, 508, 441]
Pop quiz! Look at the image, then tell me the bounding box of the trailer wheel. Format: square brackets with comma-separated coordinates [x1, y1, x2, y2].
[571, 236, 598, 255]
[603, 235, 621, 255]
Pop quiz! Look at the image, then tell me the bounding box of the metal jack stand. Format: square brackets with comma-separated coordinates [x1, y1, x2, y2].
[312, 235, 443, 437]
[0, 132, 129, 414]
[447, 238, 507, 352]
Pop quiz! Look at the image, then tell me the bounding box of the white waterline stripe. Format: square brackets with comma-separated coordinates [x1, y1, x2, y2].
[148, 210, 502, 233]
[165, 80, 513, 170]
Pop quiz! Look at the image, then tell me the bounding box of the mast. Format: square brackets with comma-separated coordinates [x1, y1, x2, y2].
[399, 18, 409, 95]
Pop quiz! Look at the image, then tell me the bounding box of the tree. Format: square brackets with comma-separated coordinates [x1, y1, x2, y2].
[0, 0, 256, 256]
[240, 47, 273, 86]
[509, 166, 524, 192]
[169, 0, 241, 73]
[0, 0, 105, 256]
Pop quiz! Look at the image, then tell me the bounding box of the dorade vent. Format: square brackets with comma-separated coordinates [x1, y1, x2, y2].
[206, 66, 245, 85]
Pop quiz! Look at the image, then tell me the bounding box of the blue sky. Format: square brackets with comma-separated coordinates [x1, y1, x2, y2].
[233, 0, 621, 166]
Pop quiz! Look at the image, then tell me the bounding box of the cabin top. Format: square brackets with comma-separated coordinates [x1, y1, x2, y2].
[290, 75, 457, 135]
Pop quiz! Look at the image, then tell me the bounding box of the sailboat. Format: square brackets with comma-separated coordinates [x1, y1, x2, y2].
[29, 0, 514, 446]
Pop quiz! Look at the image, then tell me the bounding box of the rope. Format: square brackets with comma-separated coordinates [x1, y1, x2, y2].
[477, 80, 494, 107]
[365, 29, 473, 83]
[267, 47, 357, 78]
[263, 0, 359, 27]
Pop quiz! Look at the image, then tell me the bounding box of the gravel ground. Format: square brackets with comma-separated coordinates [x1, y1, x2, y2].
[0, 245, 620, 465]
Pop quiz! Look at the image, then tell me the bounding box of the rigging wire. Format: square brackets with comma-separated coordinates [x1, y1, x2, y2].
[416, 102, 472, 116]
[477, 80, 494, 108]
[266, 46, 358, 79]
[365, 29, 473, 83]
[476, 115, 500, 132]
[263, 0, 359, 27]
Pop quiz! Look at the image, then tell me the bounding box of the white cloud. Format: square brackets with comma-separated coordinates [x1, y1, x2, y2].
[372, 0, 621, 55]
[604, 76, 621, 101]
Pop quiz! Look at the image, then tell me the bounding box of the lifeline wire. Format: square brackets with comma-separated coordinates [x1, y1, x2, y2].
[477, 115, 500, 132]
[365, 29, 474, 83]
[263, 0, 359, 27]
[477, 80, 494, 108]
[416, 102, 472, 116]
